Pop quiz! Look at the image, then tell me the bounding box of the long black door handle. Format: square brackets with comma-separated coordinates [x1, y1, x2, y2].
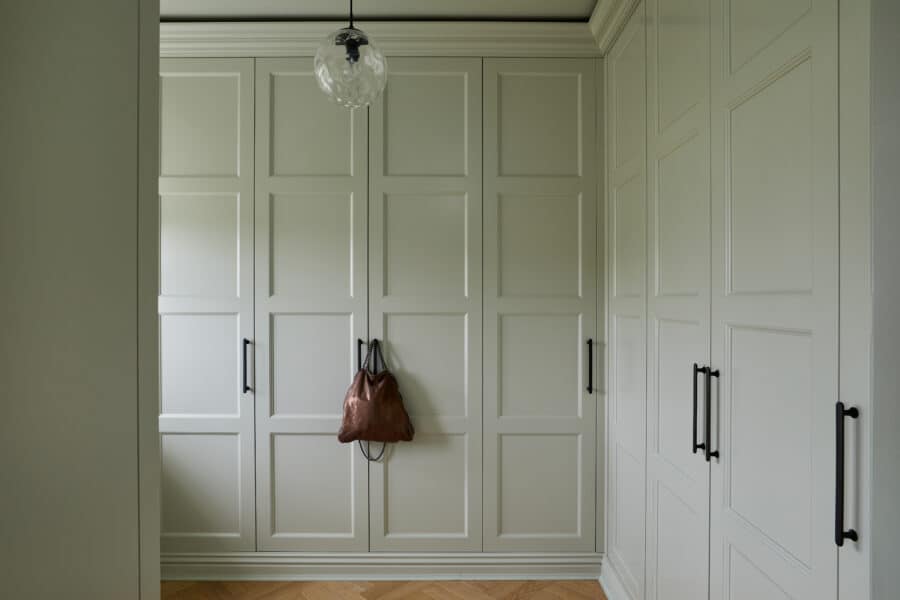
[705, 368, 720, 461]
[836, 401, 859, 547]
[693, 364, 707, 454]
[586, 339, 594, 394]
[242, 338, 252, 393]
[357, 338, 365, 371]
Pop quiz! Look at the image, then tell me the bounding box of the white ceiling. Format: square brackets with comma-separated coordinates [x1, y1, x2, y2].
[160, 0, 597, 21]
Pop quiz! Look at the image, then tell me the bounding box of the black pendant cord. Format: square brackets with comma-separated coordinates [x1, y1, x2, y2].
[348, 0, 354, 28]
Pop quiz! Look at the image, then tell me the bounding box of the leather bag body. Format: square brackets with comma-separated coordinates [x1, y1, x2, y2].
[338, 341, 414, 444]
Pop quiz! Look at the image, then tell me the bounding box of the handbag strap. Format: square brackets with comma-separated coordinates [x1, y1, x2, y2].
[371, 339, 389, 373]
[360, 340, 377, 373]
[358, 440, 386, 462]
[362, 338, 390, 374]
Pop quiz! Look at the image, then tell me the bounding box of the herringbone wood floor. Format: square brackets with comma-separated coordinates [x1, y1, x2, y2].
[161, 580, 607, 600]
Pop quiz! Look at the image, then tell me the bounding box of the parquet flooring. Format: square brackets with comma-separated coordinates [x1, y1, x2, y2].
[161, 580, 607, 600]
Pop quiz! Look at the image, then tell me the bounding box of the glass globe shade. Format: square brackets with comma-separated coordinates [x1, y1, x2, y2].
[314, 27, 387, 109]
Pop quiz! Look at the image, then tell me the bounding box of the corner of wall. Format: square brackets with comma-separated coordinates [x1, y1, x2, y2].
[138, 0, 161, 597]
[599, 558, 634, 600]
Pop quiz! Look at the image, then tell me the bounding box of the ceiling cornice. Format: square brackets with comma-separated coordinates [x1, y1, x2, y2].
[588, 0, 640, 55]
[160, 21, 602, 57]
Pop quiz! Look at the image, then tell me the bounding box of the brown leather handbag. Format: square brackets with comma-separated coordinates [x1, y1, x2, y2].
[338, 340, 414, 460]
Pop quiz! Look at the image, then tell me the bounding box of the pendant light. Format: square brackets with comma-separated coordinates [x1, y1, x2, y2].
[314, 0, 388, 109]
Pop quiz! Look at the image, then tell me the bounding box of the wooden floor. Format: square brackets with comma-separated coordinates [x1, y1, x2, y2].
[161, 580, 607, 600]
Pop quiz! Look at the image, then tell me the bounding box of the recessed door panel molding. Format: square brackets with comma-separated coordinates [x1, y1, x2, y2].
[161, 433, 243, 538]
[605, 5, 647, 596]
[612, 175, 646, 300]
[254, 58, 369, 552]
[160, 61, 242, 178]
[645, 0, 712, 598]
[270, 434, 358, 538]
[726, 58, 814, 295]
[158, 58, 255, 552]
[368, 58, 483, 552]
[484, 57, 597, 553]
[655, 0, 709, 132]
[709, 0, 839, 597]
[382, 70, 469, 177]
[609, 16, 647, 174]
[268, 71, 356, 177]
[612, 447, 646, 592]
[160, 193, 240, 298]
[497, 71, 583, 177]
[727, 0, 812, 74]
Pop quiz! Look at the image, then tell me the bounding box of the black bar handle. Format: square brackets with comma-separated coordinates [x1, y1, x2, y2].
[693, 364, 707, 454]
[242, 338, 252, 393]
[357, 338, 365, 371]
[586, 339, 594, 394]
[705, 368, 720, 461]
[836, 401, 859, 547]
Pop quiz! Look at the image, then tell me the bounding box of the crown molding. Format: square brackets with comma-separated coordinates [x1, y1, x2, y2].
[588, 0, 640, 55]
[160, 21, 602, 57]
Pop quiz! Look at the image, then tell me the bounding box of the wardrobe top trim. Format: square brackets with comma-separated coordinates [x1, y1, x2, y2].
[588, 0, 640, 55]
[160, 21, 602, 57]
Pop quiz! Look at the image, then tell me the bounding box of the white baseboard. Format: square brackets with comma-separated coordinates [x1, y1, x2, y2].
[599, 559, 633, 600]
[161, 551, 603, 581]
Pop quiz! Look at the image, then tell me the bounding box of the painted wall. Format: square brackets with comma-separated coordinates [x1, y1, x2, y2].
[871, 0, 900, 597]
[0, 2, 157, 597]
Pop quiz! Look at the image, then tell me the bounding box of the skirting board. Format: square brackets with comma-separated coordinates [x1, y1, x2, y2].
[599, 560, 633, 600]
[161, 552, 603, 581]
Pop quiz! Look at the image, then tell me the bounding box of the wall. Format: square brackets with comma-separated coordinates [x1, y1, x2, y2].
[871, 0, 900, 597]
[0, 2, 157, 598]
[138, 0, 162, 596]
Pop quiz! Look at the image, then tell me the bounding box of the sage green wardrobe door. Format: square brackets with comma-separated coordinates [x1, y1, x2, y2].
[644, 0, 712, 598]
[604, 6, 648, 596]
[254, 58, 369, 551]
[708, 0, 840, 597]
[483, 58, 598, 552]
[158, 58, 256, 552]
[368, 58, 483, 551]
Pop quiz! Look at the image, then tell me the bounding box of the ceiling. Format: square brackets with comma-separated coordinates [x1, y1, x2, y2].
[160, 0, 597, 21]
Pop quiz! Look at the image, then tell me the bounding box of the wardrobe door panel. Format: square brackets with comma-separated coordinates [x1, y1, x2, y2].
[369, 58, 483, 552]
[160, 313, 239, 415]
[255, 58, 369, 551]
[161, 434, 242, 536]
[709, 0, 839, 597]
[484, 58, 597, 552]
[645, 0, 713, 598]
[158, 58, 255, 552]
[605, 8, 648, 595]
[160, 68, 240, 177]
[271, 434, 357, 537]
[497, 71, 582, 177]
[269, 71, 354, 177]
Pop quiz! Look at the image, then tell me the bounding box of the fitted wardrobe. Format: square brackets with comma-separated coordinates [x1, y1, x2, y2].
[601, 0, 873, 599]
[158, 34, 605, 576]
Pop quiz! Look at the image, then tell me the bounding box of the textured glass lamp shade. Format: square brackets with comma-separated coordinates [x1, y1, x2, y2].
[314, 27, 387, 109]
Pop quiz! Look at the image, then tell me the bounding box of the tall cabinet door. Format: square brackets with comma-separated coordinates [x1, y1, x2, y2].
[605, 8, 648, 597]
[158, 58, 256, 552]
[368, 58, 483, 551]
[708, 0, 839, 598]
[254, 58, 369, 551]
[645, 0, 712, 599]
[483, 58, 597, 552]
